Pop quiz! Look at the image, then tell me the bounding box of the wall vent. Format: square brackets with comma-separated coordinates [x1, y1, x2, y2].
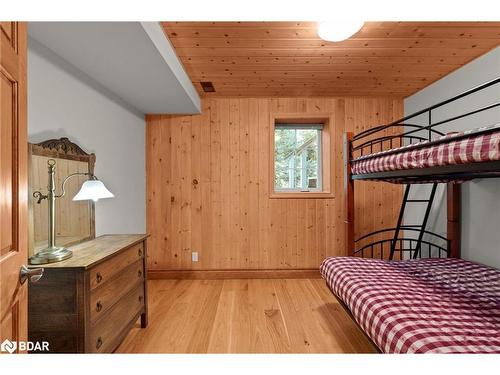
[200, 81, 215, 93]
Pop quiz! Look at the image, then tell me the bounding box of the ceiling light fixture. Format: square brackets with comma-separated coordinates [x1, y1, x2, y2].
[317, 20, 364, 42]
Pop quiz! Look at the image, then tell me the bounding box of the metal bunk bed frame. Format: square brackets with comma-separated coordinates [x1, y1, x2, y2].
[343, 77, 500, 260]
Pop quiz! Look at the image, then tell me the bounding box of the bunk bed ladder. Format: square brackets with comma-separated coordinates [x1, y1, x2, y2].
[389, 183, 438, 260]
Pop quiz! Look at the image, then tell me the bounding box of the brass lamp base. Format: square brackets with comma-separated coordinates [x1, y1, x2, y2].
[28, 247, 73, 265]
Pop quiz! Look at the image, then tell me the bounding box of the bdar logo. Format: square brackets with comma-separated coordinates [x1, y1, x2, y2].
[1, 339, 17, 354]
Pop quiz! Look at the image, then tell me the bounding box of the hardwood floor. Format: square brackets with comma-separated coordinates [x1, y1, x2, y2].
[116, 279, 377, 353]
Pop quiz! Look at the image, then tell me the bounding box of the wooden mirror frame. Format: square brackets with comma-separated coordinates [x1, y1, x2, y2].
[28, 137, 96, 255]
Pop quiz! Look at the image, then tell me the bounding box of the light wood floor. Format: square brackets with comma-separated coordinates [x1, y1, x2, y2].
[116, 279, 377, 353]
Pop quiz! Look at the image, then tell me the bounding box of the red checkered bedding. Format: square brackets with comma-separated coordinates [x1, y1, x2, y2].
[320, 257, 500, 353]
[352, 124, 500, 176]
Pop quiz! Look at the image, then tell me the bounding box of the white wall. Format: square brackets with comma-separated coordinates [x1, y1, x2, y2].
[404, 47, 500, 268]
[28, 38, 146, 235]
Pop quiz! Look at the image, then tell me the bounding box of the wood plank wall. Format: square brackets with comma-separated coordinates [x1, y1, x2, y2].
[146, 97, 403, 272]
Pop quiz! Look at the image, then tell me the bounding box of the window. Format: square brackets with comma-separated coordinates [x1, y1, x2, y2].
[270, 114, 333, 199]
[274, 125, 322, 192]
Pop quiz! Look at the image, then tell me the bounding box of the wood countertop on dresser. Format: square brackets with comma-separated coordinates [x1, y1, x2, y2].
[32, 234, 148, 269]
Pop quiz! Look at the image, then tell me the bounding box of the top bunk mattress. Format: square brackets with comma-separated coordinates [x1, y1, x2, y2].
[351, 124, 500, 176]
[320, 256, 500, 353]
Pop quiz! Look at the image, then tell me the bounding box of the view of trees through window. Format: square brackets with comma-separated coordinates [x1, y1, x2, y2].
[274, 126, 321, 191]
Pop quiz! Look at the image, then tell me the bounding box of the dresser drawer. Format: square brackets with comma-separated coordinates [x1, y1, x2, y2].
[90, 260, 144, 324]
[88, 284, 144, 353]
[89, 242, 144, 290]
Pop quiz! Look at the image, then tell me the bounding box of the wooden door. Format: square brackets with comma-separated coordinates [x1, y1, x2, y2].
[0, 22, 28, 353]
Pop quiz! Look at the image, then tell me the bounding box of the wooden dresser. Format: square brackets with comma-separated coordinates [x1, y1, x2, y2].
[28, 234, 148, 353]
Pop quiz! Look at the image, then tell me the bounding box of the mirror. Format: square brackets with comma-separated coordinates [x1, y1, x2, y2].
[29, 138, 96, 256]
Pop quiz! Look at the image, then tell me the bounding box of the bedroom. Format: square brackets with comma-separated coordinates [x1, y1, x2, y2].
[1, 0, 499, 372]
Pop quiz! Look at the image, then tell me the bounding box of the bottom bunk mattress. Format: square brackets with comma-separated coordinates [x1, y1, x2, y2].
[319, 257, 500, 353]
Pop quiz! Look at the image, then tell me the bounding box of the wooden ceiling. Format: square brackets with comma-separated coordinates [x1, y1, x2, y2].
[162, 22, 500, 97]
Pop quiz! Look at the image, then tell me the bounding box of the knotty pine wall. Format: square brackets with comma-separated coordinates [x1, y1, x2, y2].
[147, 97, 403, 271]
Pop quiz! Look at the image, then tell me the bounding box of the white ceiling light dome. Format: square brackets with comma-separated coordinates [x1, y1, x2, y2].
[317, 20, 365, 42]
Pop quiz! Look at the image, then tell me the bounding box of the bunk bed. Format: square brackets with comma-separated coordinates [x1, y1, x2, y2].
[320, 77, 500, 354]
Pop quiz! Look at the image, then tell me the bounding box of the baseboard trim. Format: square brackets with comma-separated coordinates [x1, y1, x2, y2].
[147, 269, 321, 280]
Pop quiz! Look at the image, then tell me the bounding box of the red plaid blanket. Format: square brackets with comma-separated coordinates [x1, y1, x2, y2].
[320, 257, 500, 353]
[352, 125, 500, 175]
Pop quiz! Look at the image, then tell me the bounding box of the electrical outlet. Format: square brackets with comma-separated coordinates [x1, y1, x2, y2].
[191, 251, 199, 262]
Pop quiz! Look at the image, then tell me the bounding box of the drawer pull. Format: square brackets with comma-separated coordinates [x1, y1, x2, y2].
[96, 301, 103, 312]
[137, 269, 142, 278]
[96, 337, 103, 349]
[138, 248, 143, 257]
[138, 295, 143, 302]
[96, 272, 103, 284]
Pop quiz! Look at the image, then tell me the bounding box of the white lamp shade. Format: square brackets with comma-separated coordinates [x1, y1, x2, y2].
[317, 20, 364, 42]
[73, 180, 114, 202]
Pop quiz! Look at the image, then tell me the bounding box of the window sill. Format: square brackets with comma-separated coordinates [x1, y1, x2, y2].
[269, 191, 334, 199]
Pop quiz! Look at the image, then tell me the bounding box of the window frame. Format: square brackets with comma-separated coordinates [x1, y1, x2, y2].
[273, 125, 323, 193]
[269, 113, 335, 199]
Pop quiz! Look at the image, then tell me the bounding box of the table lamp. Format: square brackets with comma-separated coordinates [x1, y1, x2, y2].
[29, 158, 114, 265]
